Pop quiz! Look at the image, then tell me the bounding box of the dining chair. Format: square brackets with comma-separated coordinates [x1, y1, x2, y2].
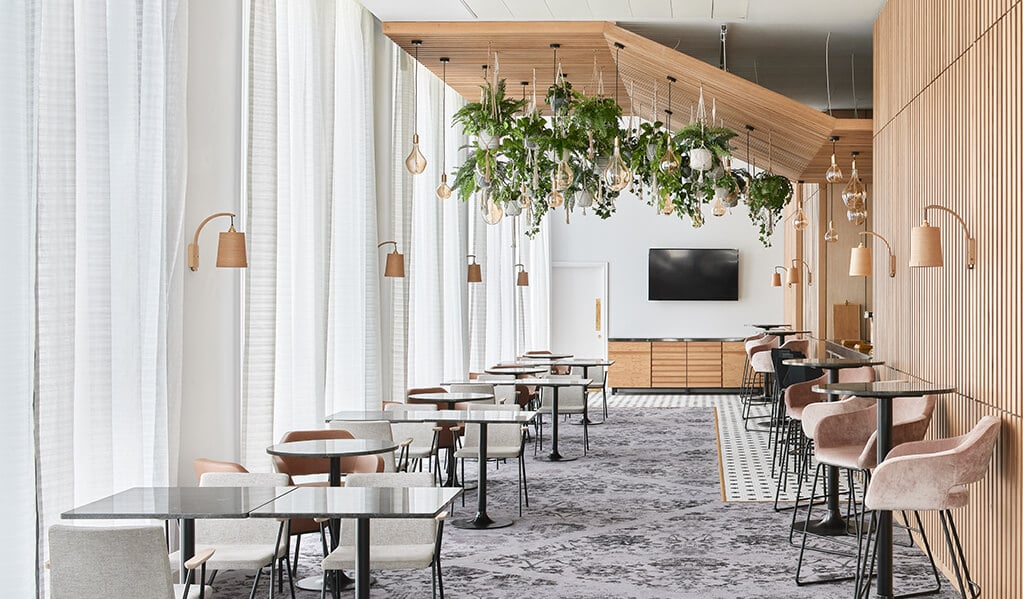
[193, 457, 247, 480]
[742, 335, 779, 428]
[271, 429, 384, 576]
[474, 374, 518, 405]
[535, 375, 589, 454]
[326, 420, 409, 472]
[170, 471, 294, 599]
[320, 472, 447, 599]
[385, 402, 441, 477]
[49, 524, 214, 599]
[454, 404, 530, 516]
[859, 416, 1000, 599]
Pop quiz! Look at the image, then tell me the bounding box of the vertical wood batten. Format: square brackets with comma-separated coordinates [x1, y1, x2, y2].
[874, 1, 1022, 595]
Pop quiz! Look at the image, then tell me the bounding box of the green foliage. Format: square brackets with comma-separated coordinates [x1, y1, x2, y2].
[747, 172, 793, 245]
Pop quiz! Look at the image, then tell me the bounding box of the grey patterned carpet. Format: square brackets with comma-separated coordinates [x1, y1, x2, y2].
[209, 402, 961, 598]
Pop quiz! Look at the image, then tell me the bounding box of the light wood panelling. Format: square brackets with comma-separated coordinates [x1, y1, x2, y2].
[874, 1, 1022, 595]
[608, 341, 651, 388]
[686, 342, 722, 387]
[833, 302, 862, 342]
[651, 341, 686, 387]
[383, 21, 873, 183]
[722, 342, 747, 388]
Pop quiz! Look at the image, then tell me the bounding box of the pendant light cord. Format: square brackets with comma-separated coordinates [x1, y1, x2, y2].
[825, 32, 833, 117]
[412, 42, 419, 134]
[440, 57, 447, 167]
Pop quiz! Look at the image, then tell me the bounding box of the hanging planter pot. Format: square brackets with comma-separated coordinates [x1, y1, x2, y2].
[576, 189, 595, 208]
[477, 130, 502, 150]
[688, 147, 714, 171]
[504, 198, 523, 217]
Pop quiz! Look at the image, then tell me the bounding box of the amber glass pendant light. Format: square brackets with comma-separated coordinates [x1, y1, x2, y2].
[436, 57, 452, 197]
[825, 135, 843, 183]
[404, 40, 427, 175]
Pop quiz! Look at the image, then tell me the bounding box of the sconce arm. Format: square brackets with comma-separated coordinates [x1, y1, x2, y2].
[188, 212, 236, 271]
[859, 231, 897, 277]
[923, 204, 976, 269]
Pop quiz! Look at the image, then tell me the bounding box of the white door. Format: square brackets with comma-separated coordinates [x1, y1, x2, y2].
[551, 262, 608, 359]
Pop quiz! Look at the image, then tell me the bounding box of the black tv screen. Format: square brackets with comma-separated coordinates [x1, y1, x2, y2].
[648, 248, 739, 301]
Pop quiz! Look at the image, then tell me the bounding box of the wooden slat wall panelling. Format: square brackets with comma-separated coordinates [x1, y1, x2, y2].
[685, 342, 722, 387]
[650, 341, 686, 387]
[874, 0, 1022, 595]
[607, 342, 651, 388]
[721, 342, 746, 388]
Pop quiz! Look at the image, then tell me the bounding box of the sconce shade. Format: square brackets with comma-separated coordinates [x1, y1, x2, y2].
[771, 272, 782, 287]
[467, 263, 482, 283]
[215, 226, 248, 268]
[909, 219, 943, 268]
[786, 266, 799, 285]
[384, 250, 405, 278]
[849, 242, 872, 276]
[517, 270, 529, 286]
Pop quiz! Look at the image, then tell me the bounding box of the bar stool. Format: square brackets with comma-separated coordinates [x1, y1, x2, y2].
[858, 416, 1000, 599]
[739, 332, 766, 394]
[795, 395, 938, 587]
[742, 335, 778, 429]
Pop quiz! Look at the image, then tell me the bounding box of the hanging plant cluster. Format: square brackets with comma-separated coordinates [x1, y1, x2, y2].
[448, 71, 793, 246]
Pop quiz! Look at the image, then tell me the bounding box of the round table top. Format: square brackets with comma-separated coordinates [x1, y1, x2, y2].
[749, 323, 790, 330]
[407, 391, 495, 403]
[521, 353, 573, 360]
[553, 358, 614, 367]
[783, 357, 885, 369]
[513, 377, 592, 387]
[485, 366, 548, 375]
[763, 329, 811, 335]
[812, 381, 955, 397]
[266, 438, 398, 458]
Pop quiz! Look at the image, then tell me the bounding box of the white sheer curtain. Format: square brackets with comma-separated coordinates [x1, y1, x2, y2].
[0, 0, 189, 594]
[243, 0, 383, 468]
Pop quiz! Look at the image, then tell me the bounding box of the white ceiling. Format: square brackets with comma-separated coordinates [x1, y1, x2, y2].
[357, 0, 885, 111]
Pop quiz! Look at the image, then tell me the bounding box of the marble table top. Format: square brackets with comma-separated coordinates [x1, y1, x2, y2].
[62, 486, 294, 520]
[248, 486, 461, 519]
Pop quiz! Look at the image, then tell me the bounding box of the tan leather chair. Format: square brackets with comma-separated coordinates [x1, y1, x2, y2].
[193, 458, 247, 481]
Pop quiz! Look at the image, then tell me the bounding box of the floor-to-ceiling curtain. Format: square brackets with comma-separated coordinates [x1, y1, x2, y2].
[243, 0, 382, 468]
[0, 0, 189, 595]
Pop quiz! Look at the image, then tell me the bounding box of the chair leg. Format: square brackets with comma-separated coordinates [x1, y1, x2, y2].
[283, 555, 297, 599]
[248, 566, 263, 599]
[436, 555, 444, 599]
[601, 384, 608, 419]
[941, 510, 981, 599]
[291, 534, 302, 576]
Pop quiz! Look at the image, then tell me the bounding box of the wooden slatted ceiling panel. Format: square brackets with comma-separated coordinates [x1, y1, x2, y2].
[383, 21, 872, 184]
[874, 0, 1022, 595]
[383, 22, 628, 110]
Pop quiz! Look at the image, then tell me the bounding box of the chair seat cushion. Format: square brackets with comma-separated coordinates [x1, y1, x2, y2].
[815, 444, 870, 470]
[171, 543, 281, 571]
[321, 543, 435, 570]
[175, 584, 214, 599]
[454, 446, 521, 459]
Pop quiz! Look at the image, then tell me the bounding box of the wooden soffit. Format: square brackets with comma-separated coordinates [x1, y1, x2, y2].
[383, 21, 872, 183]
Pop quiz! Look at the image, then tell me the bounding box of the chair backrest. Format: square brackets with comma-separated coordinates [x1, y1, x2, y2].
[770, 347, 814, 390]
[950, 416, 1002, 485]
[385, 403, 438, 453]
[327, 421, 397, 471]
[49, 525, 175, 599]
[448, 383, 497, 404]
[461, 404, 522, 450]
[340, 472, 438, 547]
[473, 376, 517, 404]
[194, 457, 248, 480]
[779, 338, 809, 355]
[746, 335, 778, 356]
[409, 387, 458, 449]
[540, 376, 585, 409]
[801, 395, 876, 440]
[744, 332, 766, 343]
[197, 472, 290, 545]
[272, 429, 355, 477]
[839, 366, 877, 383]
[855, 395, 938, 469]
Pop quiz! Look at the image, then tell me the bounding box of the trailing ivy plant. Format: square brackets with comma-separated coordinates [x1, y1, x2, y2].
[747, 172, 793, 245]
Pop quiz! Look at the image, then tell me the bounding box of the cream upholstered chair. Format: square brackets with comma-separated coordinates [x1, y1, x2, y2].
[474, 374, 517, 405]
[321, 472, 447, 599]
[795, 395, 938, 586]
[454, 404, 530, 516]
[385, 402, 441, 476]
[169, 472, 293, 599]
[49, 524, 214, 599]
[569, 365, 609, 420]
[742, 335, 779, 427]
[535, 375, 589, 453]
[860, 416, 1000, 599]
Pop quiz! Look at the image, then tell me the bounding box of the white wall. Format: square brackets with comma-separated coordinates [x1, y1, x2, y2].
[179, 0, 243, 484]
[550, 193, 784, 339]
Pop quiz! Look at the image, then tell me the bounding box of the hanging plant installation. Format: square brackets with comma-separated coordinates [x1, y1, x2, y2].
[441, 44, 801, 247]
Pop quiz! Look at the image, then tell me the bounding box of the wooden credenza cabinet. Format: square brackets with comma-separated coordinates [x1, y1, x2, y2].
[608, 339, 746, 390]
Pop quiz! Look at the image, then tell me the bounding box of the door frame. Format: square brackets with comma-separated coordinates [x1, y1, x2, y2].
[551, 261, 609, 359]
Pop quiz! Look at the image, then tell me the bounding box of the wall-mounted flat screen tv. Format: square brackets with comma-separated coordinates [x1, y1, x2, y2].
[648, 248, 739, 301]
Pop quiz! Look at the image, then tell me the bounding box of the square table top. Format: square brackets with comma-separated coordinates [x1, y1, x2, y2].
[511, 377, 592, 387]
[248, 486, 461, 519]
[327, 409, 537, 424]
[62, 486, 295, 520]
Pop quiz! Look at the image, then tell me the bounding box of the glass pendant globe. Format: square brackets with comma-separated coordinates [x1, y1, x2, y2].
[436, 174, 452, 199]
[547, 188, 564, 208]
[712, 197, 727, 217]
[824, 220, 839, 243]
[553, 160, 574, 192]
[404, 134, 427, 174]
[659, 145, 680, 174]
[825, 153, 844, 183]
[793, 206, 809, 231]
[841, 159, 866, 207]
[603, 137, 632, 192]
[847, 207, 867, 225]
[480, 191, 503, 225]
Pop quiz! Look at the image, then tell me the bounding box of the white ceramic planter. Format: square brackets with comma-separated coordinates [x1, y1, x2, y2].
[689, 147, 713, 171]
[477, 131, 501, 150]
